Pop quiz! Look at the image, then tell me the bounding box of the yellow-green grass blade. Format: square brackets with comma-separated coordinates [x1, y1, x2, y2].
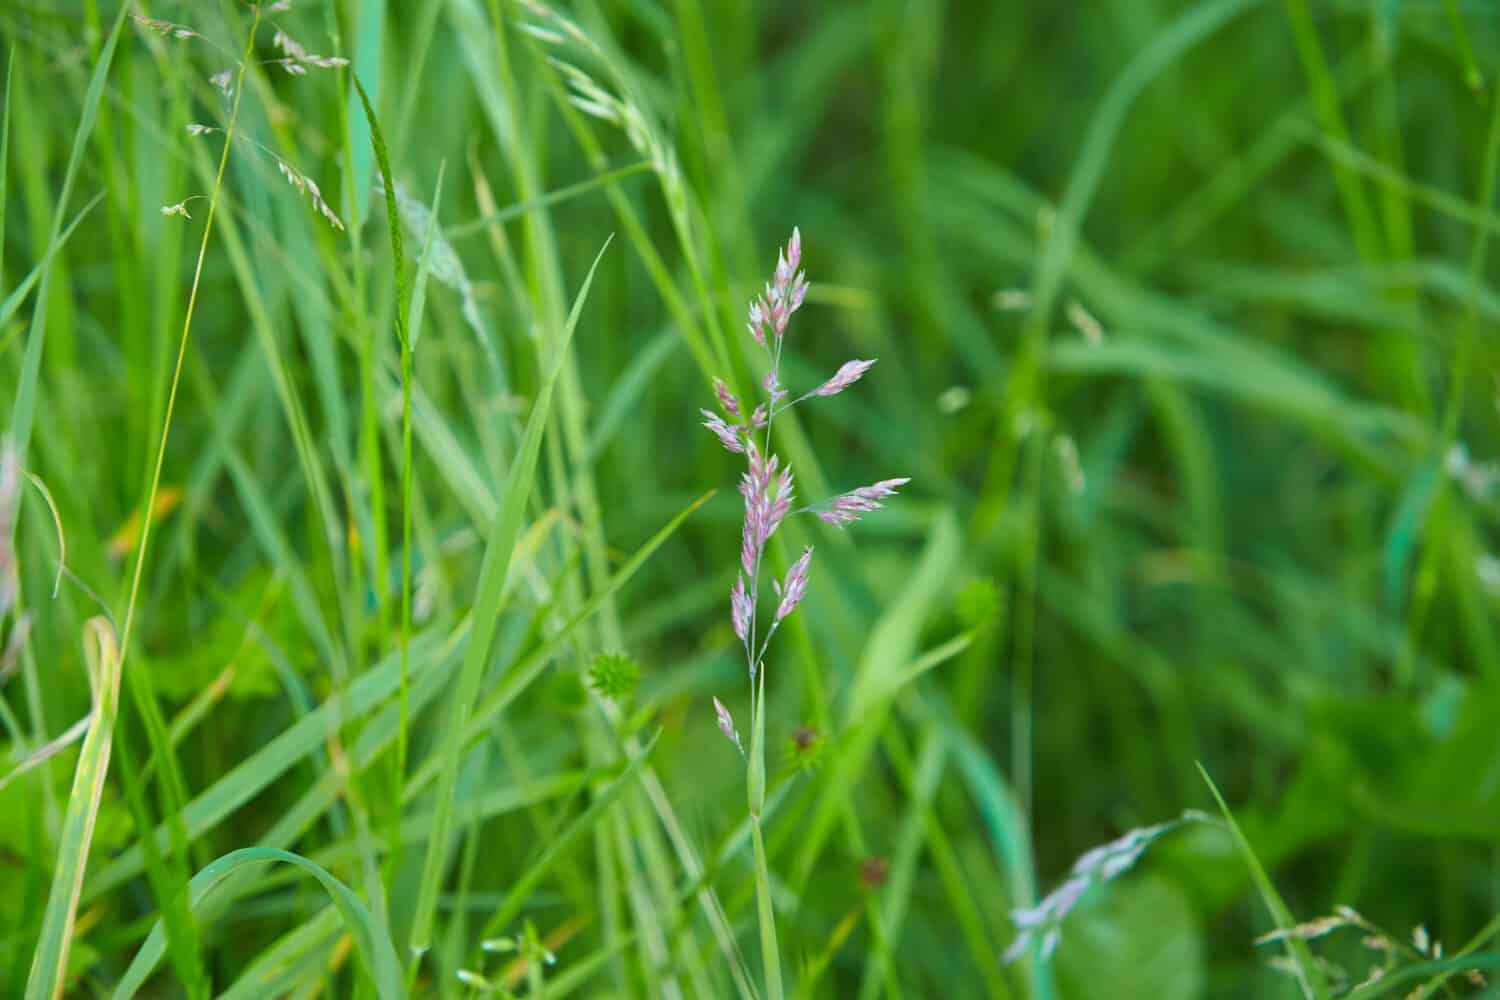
[112, 847, 404, 1000]
[408, 235, 613, 960]
[25, 618, 123, 1000]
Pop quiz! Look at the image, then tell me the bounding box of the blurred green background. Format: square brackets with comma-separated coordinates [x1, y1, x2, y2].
[3, 0, 1500, 996]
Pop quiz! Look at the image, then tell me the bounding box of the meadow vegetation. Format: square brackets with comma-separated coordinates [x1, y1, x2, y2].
[2, 1, 1500, 997]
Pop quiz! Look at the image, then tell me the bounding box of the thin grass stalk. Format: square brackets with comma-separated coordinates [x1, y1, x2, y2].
[749, 666, 781, 1000]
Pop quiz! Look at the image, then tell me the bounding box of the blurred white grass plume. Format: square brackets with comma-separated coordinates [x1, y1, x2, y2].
[1004, 812, 1207, 963]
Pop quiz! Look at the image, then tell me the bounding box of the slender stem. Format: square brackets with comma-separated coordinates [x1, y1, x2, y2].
[396, 334, 413, 805]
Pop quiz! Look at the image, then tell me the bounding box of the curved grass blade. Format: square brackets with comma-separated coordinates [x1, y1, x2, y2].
[25, 618, 123, 1000]
[111, 847, 404, 1000]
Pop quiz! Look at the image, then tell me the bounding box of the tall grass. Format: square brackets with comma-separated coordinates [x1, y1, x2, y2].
[4, 1, 1500, 997]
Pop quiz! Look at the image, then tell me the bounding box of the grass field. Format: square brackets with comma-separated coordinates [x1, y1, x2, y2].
[3, 0, 1500, 996]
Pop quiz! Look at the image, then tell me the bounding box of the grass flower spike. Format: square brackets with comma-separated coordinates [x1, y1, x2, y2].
[702, 229, 908, 999]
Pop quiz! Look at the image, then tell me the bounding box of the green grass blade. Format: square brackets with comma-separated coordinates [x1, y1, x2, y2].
[944, 708, 1049, 1000]
[0, 192, 104, 333]
[407, 235, 613, 960]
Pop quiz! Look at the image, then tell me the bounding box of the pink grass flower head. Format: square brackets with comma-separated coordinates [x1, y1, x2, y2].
[747, 301, 768, 348]
[749, 228, 809, 346]
[817, 477, 911, 527]
[700, 228, 907, 722]
[702, 409, 745, 454]
[773, 547, 813, 625]
[814, 359, 877, 398]
[713, 377, 741, 419]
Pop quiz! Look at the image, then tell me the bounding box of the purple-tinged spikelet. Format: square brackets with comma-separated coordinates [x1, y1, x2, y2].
[747, 230, 809, 347]
[815, 477, 911, 527]
[713, 377, 741, 418]
[702, 409, 745, 454]
[748, 301, 767, 347]
[764, 370, 786, 407]
[814, 359, 877, 398]
[731, 575, 752, 644]
[773, 547, 813, 624]
[713, 697, 743, 753]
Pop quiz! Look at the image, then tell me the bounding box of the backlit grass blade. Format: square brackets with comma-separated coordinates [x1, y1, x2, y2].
[407, 235, 613, 962]
[25, 618, 123, 1000]
[112, 847, 404, 1000]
